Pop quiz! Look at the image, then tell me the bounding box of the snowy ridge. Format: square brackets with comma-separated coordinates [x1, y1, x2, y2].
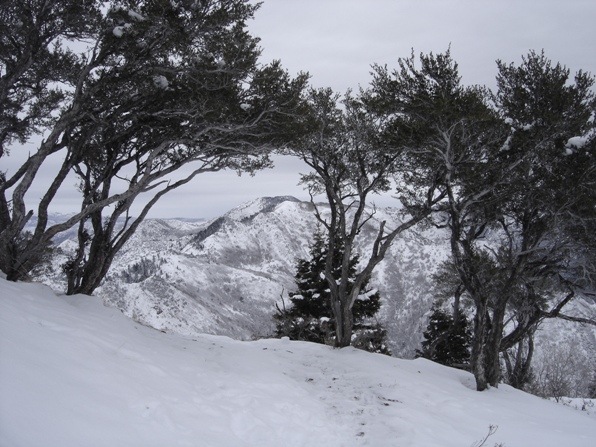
[1, 276, 595, 446]
[35, 196, 596, 361]
[222, 195, 302, 222]
[37, 196, 450, 355]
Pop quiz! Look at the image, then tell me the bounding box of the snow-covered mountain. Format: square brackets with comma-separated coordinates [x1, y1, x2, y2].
[40, 196, 452, 356]
[2, 276, 596, 447]
[37, 196, 596, 362]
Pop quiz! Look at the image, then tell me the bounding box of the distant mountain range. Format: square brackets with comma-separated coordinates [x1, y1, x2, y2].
[35, 196, 596, 360]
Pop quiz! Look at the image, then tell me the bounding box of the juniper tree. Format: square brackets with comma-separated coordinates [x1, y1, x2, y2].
[0, 0, 307, 289]
[371, 49, 596, 391]
[369, 50, 506, 389]
[286, 87, 444, 348]
[469, 51, 596, 389]
[0, 0, 103, 279]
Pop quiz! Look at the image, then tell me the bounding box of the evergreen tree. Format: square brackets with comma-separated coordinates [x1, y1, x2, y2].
[416, 304, 471, 367]
[275, 231, 391, 355]
[588, 369, 596, 399]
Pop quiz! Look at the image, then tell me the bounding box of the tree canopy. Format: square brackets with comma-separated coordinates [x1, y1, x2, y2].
[382, 50, 596, 390]
[0, 0, 307, 289]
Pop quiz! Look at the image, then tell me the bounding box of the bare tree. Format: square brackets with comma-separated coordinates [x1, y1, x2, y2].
[529, 338, 595, 400]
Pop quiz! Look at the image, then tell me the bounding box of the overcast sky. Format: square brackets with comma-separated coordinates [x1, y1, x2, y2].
[5, 0, 596, 219]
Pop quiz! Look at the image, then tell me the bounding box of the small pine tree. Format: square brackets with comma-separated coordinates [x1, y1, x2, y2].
[274, 230, 391, 355]
[588, 368, 596, 398]
[416, 304, 471, 367]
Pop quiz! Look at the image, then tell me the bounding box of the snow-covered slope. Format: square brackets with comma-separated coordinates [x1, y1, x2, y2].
[39, 196, 451, 356]
[1, 276, 595, 447]
[37, 196, 596, 362]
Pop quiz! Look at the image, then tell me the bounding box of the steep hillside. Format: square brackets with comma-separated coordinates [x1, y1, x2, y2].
[99, 197, 452, 356]
[37, 196, 596, 363]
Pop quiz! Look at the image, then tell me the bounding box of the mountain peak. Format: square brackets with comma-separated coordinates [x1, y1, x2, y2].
[224, 196, 303, 222]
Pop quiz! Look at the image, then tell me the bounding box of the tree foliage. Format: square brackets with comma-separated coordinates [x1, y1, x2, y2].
[285, 85, 445, 348]
[368, 49, 596, 391]
[416, 304, 471, 367]
[274, 230, 391, 355]
[0, 0, 102, 157]
[0, 0, 307, 289]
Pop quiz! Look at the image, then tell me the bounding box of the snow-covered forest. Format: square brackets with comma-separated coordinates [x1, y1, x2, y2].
[1, 0, 596, 445]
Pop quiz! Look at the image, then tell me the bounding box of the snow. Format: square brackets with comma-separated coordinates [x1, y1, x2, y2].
[128, 10, 146, 21]
[154, 75, 170, 89]
[358, 288, 378, 300]
[2, 278, 596, 447]
[112, 23, 132, 38]
[27, 197, 596, 369]
[566, 135, 590, 154]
